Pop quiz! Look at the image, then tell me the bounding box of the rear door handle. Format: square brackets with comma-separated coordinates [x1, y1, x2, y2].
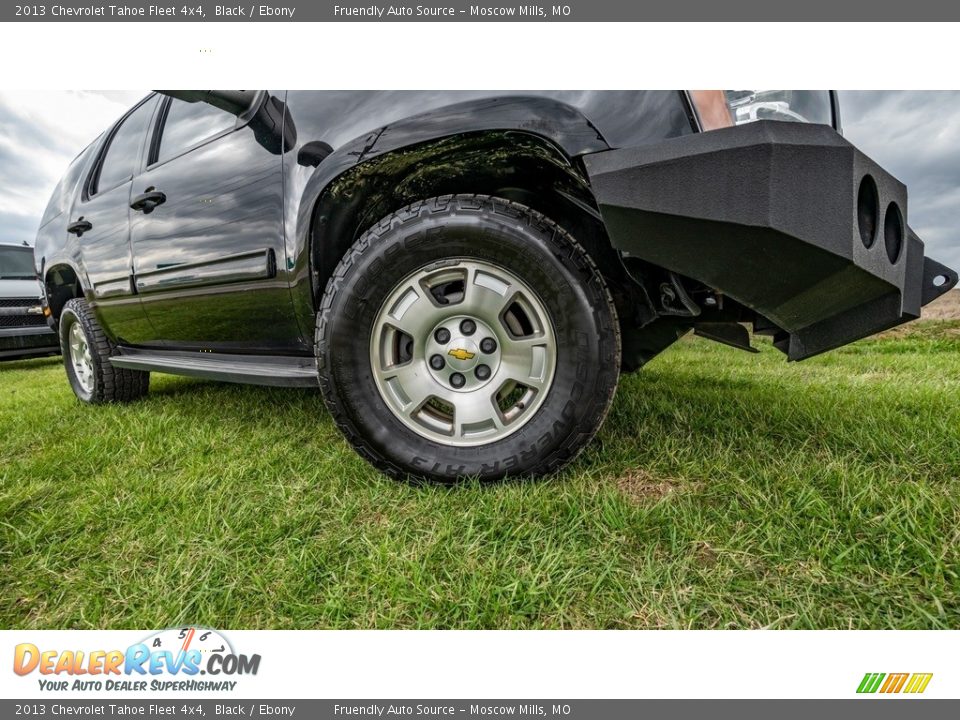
[67, 217, 92, 236]
[130, 188, 167, 214]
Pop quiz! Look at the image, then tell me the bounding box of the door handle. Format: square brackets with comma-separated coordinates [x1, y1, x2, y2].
[66, 217, 92, 237]
[130, 188, 167, 214]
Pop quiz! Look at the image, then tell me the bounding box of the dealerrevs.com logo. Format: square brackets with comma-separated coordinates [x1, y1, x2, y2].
[13, 627, 261, 693]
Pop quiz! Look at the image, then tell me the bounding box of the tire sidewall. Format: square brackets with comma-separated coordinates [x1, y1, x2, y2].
[320, 200, 619, 481]
[60, 305, 97, 403]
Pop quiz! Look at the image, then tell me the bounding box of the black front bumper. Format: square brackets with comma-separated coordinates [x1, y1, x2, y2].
[0, 326, 60, 360]
[583, 121, 958, 360]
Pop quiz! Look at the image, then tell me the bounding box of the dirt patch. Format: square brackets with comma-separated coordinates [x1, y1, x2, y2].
[922, 289, 960, 320]
[616, 469, 690, 504]
[693, 540, 718, 566]
[629, 603, 672, 629]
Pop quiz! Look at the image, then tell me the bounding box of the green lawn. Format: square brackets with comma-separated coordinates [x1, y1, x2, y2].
[2, 321, 959, 630]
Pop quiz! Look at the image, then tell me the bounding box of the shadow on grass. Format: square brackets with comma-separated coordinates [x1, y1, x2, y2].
[147, 377, 327, 416]
[129, 345, 960, 489]
[0, 356, 61, 372]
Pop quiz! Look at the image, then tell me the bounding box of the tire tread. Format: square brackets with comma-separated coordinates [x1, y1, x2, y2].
[62, 297, 149, 404]
[316, 195, 620, 481]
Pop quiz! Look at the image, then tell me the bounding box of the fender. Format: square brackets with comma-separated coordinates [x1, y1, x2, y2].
[284, 95, 612, 332]
[41, 257, 88, 327]
[37, 210, 93, 322]
[294, 95, 609, 245]
[38, 222, 96, 322]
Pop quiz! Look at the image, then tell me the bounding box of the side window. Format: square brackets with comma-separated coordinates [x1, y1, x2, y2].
[93, 98, 155, 195]
[40, 139, 99, 226]
[156, 98, 237, 164]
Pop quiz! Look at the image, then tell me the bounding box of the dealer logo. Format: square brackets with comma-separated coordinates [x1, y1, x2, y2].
[13, 626, 260, 693]
[857, 672, 933, 694]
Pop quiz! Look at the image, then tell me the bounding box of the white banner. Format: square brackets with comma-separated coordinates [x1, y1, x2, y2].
[2, 629, 954, 699]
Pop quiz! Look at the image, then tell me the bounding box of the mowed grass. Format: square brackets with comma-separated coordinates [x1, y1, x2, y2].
[2, 320, 959, 630]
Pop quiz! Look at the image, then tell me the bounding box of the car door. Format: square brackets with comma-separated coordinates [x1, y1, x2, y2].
[127, 94, 299, 352]
[69, 94, 159, 344]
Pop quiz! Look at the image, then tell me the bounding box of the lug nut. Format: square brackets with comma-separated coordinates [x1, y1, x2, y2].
[450, 372, 466, 389]
[434, 328, 451, 344]
[430, 354, 445, 370]
[475, 364, 491, 380]
[460, 319, 476, 336]
[480, 337, 497, 354]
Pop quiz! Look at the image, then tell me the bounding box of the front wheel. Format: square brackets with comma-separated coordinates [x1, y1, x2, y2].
[316, 195, 620, 482]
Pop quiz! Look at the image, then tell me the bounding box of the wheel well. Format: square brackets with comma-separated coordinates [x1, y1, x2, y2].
[308, 131, 633, 305]
[44, 264, 82, 322]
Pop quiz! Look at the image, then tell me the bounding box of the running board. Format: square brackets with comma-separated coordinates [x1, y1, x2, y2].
[110, 348, 319, 388]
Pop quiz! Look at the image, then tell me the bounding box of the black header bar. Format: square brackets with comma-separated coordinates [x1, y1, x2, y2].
[6, 0, 960, 21]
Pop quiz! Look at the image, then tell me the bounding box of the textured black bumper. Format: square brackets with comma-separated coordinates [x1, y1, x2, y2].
[584, 121, 958, 360]
[0, 326, 60, 360]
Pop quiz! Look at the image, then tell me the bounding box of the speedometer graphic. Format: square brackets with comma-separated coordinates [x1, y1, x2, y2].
[140, 626, 234, 662]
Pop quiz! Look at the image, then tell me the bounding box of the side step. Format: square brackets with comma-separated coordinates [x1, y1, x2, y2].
[110, 348, 319, 388]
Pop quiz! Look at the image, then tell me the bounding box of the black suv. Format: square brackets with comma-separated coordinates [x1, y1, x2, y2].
[35, 91, 957, 481]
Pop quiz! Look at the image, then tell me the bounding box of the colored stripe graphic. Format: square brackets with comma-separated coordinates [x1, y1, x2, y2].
[857, 672, 932, 694]
[857, 673, 885, 693]
[881, 673, 909, 693]
[904, 674, 933, 694]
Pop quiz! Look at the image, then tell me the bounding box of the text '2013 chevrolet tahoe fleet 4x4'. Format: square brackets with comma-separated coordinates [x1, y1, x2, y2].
[34, 90, 958, 482]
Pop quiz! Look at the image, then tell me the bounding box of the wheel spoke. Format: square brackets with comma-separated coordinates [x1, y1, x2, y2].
[452, 390, 506, 439]
[464, 266, 513, 321]
[375, 361, 442, 414]
[383, 282, 447, 339]
[499, 336, 553, 389]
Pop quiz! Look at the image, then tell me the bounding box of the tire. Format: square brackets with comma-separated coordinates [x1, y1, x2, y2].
[316, 194, 620, 483]
[60, 297, 150, 404]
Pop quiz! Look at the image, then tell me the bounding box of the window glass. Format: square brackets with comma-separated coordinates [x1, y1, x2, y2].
[157, 98, 236, 163]
[0, 246, 35, 279]
[725, 91, 834, 126]
[41, 139, 98, 226]
[95, 99, 154, 194]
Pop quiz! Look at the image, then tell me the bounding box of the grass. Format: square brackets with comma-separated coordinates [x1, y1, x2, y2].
[2, 320, 959, 630]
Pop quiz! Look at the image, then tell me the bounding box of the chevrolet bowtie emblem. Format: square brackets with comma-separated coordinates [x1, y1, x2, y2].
[448, 348, 476, 361]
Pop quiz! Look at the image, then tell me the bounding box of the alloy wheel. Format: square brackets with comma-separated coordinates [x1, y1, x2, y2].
[370, 259, 557, 446]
